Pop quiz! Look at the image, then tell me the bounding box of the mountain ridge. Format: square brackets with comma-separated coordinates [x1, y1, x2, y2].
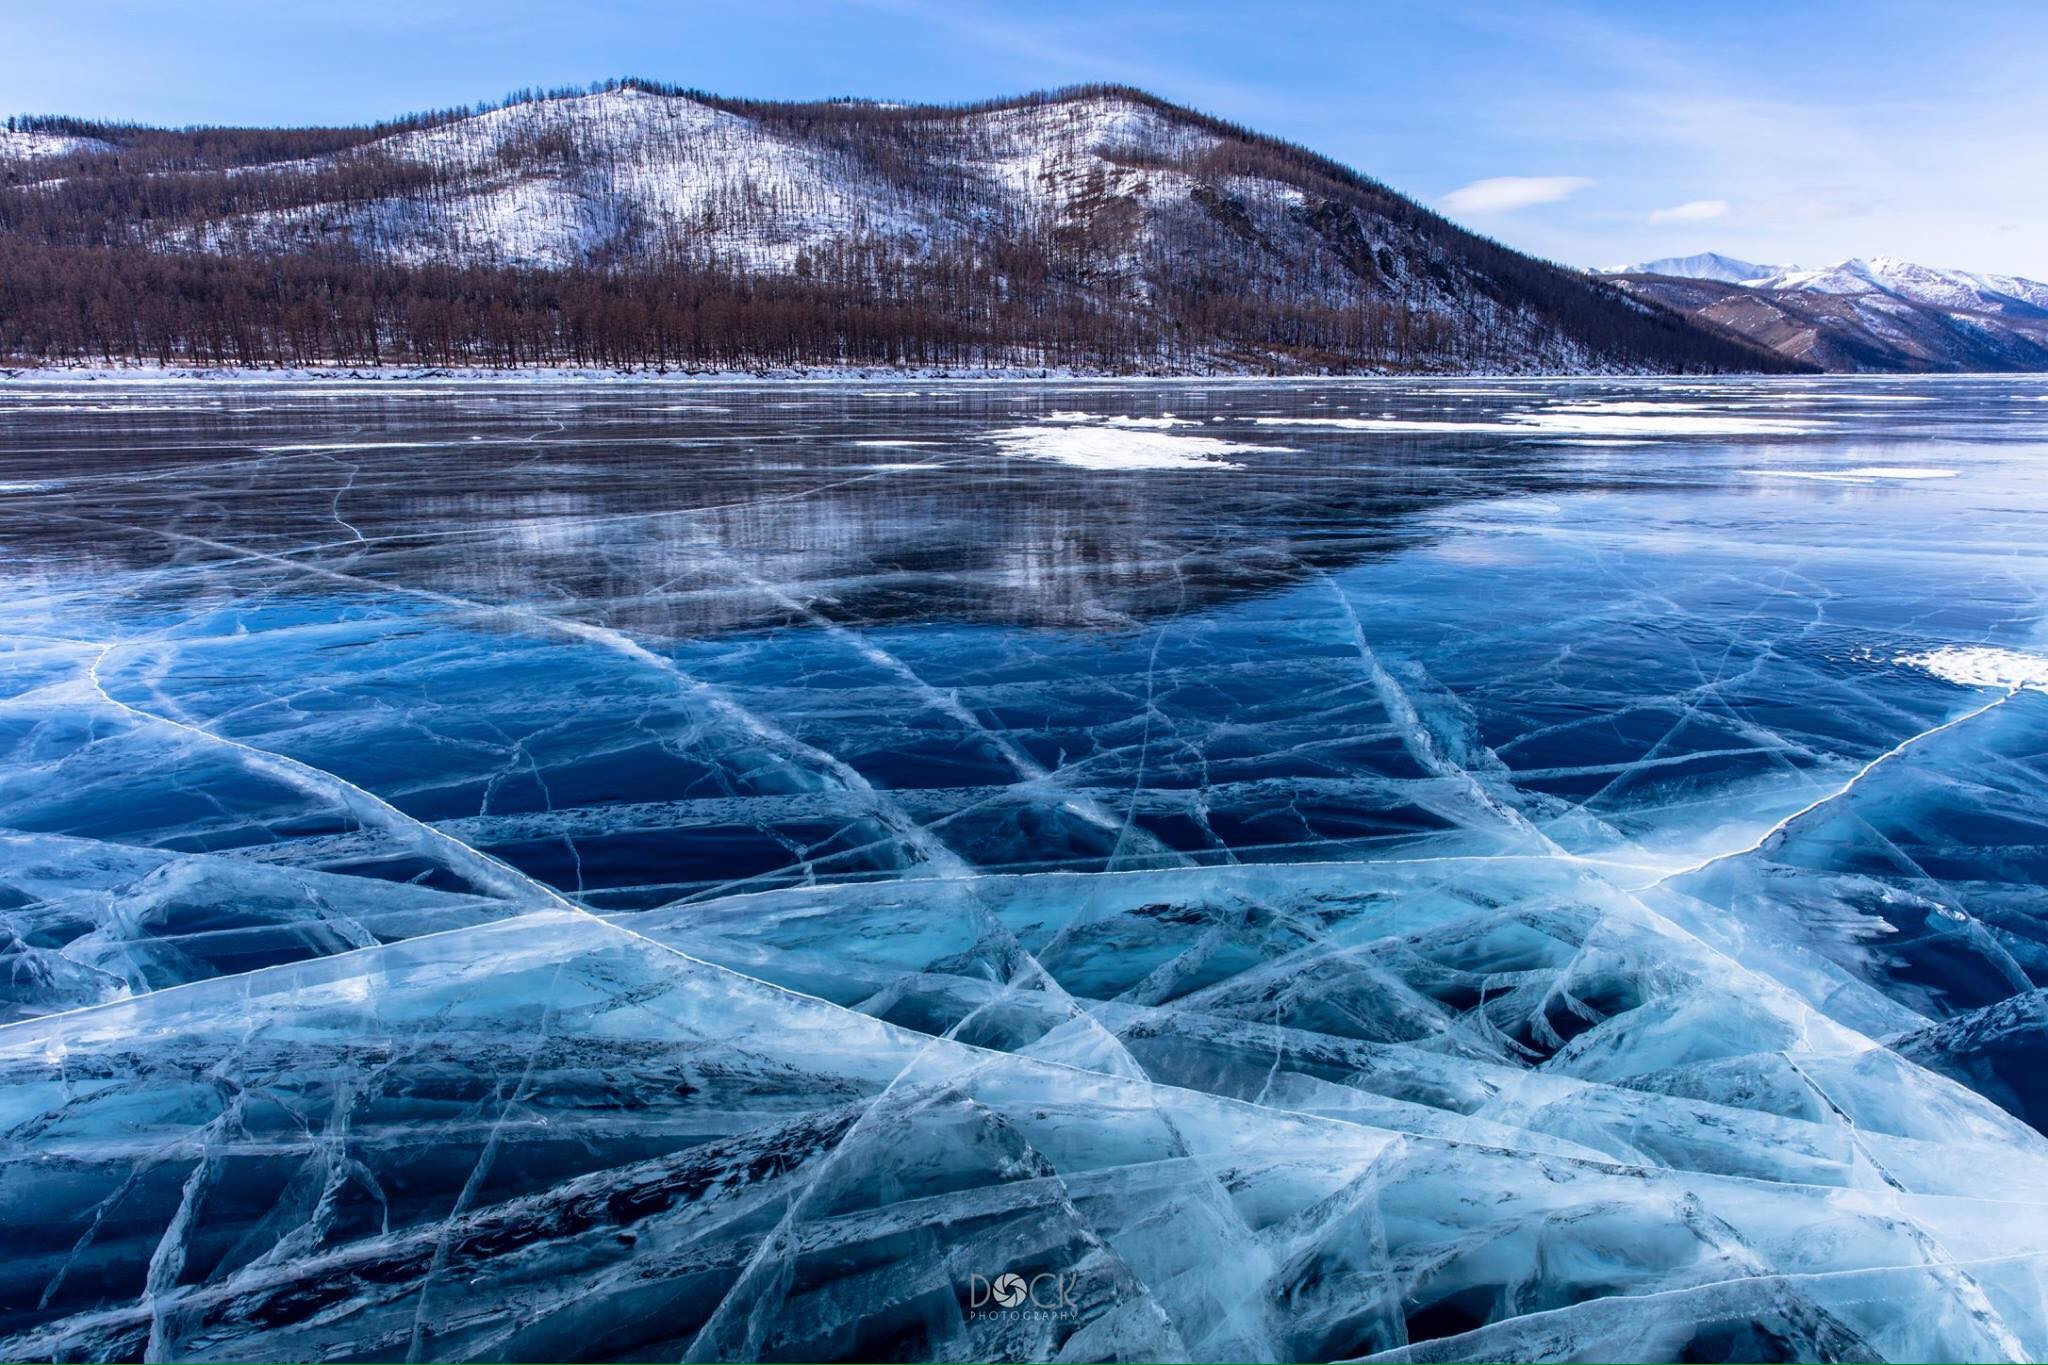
[1610, 252, 1784, 285]
[1, 82, 1798, 374]
[1604, 251, 2048, 371]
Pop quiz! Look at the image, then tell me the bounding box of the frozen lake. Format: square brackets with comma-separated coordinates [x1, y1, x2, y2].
[5, 376, 2048, 1361]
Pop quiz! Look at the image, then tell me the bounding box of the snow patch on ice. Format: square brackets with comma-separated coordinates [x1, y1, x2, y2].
[1754, 466, 1957, 482]
[992, 425, 1283, 470]
[1513, 411, 1817, 436]
[1544, 401, 1721, 414]
[1253, 416, 1500, 433]
[1896, 646, 2048, 694]
[1041, 412, 1200, 428]
[1253, 410, 1818, 437]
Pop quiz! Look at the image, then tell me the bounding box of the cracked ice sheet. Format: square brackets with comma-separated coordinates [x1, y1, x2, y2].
[7, 909, 2048, 1364]
[5, 376, 2048, 1361]
[612, 858, 2048, 1196]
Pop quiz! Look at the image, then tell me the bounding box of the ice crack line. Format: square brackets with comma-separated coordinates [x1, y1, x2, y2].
[697, 544, 1182, 862]
[1637, 688, 2016, 890]
[54, 511, 969, 880]
[1322, 574, 1547, 845]
[81, 642, 570, 910]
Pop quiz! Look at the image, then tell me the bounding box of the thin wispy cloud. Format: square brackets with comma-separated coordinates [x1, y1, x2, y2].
[1649, 198, 1728, 223]
[1459, 5, 2048, 274]
[1439, 175, 1592, 215]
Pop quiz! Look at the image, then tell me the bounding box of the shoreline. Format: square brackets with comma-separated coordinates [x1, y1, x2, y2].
[0, 361, 1843, 386]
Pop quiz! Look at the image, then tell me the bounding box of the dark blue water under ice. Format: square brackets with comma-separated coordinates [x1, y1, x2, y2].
[3, 377, 2048, 1362]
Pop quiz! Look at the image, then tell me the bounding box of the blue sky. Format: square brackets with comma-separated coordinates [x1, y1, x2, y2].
[7, 0, 2044, 276]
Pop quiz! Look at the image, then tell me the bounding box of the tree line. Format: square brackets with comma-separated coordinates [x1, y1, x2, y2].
[0, 238, 1501, 371]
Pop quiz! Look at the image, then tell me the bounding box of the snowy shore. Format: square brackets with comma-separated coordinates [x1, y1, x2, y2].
[0, 359, 1723, 386]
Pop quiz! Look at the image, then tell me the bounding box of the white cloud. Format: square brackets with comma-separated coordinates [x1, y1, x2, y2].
[1649, 198, 1730, 223]
[1439, 175, 1593, 215]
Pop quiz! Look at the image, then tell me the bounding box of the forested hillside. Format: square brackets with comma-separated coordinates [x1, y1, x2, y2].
[0, 82, 1803, 373]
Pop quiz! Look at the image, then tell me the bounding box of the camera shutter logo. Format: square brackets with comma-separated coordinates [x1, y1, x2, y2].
[968, 1268, 1077, 1319]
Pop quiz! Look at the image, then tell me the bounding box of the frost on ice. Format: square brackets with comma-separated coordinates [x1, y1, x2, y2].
[5, 375, 2048, 1363]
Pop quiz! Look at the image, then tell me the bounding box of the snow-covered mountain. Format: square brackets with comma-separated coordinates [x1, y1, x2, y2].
[1611, 252, 1785, 285]
[1750, 256, 2048, 316]
[0, 84, 1791, 373]
[1605, 252, 2048, 372]
[189, 87, 1199, 274]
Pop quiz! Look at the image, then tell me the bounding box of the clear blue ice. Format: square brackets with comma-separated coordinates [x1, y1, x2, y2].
[3, 377, 2048, 1362]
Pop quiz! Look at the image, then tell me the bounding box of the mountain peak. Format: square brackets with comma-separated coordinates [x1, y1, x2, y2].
[1610, 252, 1785, 284]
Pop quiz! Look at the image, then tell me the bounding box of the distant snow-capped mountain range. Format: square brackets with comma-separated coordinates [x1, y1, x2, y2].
[1602, 253, 2048, 372]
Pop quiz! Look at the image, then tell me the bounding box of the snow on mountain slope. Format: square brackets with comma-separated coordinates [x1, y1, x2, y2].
[0, 127, 114, 160]
[1750, 255, 2048, 318]
[199, 89, 924, 270]
[189, 88, 1240, 274]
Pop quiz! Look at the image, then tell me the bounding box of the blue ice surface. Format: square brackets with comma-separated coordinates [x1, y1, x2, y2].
[3, 376, 2048, 1362]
